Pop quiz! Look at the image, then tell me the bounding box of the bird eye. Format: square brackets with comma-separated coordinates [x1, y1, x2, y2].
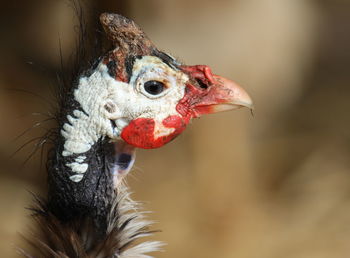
[143, 80, 165, 95]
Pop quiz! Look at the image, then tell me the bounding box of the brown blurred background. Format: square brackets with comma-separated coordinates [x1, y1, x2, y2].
[1, 0, 350, 257]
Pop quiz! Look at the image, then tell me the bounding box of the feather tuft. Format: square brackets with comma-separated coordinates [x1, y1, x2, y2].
[22, 184, 163, 257]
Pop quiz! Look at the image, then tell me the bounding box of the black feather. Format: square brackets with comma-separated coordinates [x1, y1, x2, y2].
[21, 187, 162, 257]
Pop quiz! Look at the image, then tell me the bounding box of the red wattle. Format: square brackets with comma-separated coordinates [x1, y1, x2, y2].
[121, 115, 188, 149]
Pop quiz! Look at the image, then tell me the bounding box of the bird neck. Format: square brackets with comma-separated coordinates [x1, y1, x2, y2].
[47, 62, 138, 231]
[48, 132, 115, 226]
[46, 67, 117, 230]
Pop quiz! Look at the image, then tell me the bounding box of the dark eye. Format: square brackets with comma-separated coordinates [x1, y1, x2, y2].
[144, 80, 165, 95]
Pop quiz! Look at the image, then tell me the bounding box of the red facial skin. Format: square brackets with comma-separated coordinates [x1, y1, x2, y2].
[176, 65, 225, 118]
[121, 65, 228, 149]
[120, 115, 189, 149]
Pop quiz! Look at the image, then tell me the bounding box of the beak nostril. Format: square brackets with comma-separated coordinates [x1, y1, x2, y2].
[196, 78, 208, 90]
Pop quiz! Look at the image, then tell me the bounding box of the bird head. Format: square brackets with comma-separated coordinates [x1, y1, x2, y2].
[98, 13, 253, 149]
[58, 13, 252, 185]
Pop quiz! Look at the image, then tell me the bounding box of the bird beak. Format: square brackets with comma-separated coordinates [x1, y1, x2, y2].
[180, 65, 253, 118]
[193, 74, 253, 116]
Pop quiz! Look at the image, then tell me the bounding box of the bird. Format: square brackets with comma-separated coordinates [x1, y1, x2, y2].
[21, 12, 253, 258]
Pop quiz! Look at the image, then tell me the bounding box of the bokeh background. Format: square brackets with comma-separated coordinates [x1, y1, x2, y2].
[1, 0, 350, 257]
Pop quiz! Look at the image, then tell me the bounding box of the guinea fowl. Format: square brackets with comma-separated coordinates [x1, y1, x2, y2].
[23, 13, 253, 257]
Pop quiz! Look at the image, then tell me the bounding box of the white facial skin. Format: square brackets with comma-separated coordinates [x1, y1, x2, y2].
[60, 56, 189, 182]
[106, 56, 189, 137]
